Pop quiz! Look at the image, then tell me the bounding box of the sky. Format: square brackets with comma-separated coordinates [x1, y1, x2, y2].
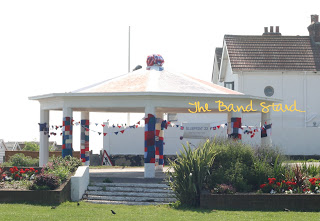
[0, 0, 319, 153]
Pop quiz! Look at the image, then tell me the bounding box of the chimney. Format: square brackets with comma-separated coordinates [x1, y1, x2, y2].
[270, 26, 274, 33]
[311, 14, 319, 23]
[263, 26, 281, 36]
[308, 14, 320, 43]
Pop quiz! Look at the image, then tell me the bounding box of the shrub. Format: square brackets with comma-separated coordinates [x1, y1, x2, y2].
[45, 155, 82, 173]
[41, 155, 82, 182]
[45, 166, 70, 182]
[206, 139, 287, 192]
[31, 173, 60, 190]
[4, 153, 39, 167]
[23, 142, 40, 151]
[167, 140, 217, 207]
[208, 139, 258, 192]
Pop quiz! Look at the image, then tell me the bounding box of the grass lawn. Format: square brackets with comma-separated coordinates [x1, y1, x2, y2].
[0, 201, 319, 221]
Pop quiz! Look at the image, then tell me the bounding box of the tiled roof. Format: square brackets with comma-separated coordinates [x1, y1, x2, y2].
[224, 35, 320, 71]
[73, 69, 242, 95]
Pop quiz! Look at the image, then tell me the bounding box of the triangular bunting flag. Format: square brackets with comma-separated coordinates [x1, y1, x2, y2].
[114, 132, 118, 135]
[137, 121, 140, 125]
[118, 125, 121, 128]
[217, 125, 220, 129]
[120, 130, 124, 134]
[103, 133, 107, 136]
[136, 125, 138, 128]
[101, 124, 105, 127]
[98, 132, 101, 135]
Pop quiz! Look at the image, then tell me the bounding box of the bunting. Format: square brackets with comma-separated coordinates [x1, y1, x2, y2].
[39, 119, 270, 141]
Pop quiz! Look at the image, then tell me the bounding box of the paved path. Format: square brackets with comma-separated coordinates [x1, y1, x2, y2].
[89, 167, 173, 184]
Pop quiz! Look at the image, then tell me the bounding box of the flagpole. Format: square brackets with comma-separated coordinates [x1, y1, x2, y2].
[128, 26, 130, 73]
[127, 26, 131, 125]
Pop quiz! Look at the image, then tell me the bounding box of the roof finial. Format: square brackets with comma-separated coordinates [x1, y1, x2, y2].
[146, 54, 164, 71]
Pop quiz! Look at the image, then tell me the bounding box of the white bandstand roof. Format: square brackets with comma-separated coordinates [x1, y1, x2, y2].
[29, 69, 280, 113]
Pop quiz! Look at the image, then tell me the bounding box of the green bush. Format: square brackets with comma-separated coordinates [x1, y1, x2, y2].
[206, 139, 287, 192]
[23, 142, 40, 151]
[3, 153, 39, 167]
[42, 156, 82, 182]
[167, 140, 217, 207]
[208, 140, 257, 192]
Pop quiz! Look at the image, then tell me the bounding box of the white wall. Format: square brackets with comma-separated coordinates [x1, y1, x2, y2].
[71, 166, 89, 202]
[103, 125, 229, 156]
[218, 59, 238, 90]
[223, 70, 320, 154]
[272, 127, 320, 155]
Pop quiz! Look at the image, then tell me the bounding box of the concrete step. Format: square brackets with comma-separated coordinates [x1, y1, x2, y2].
[87, 185, 173, 193]
[86, 190, 176, 198]
[87, 195, 176, 203]
[84, 182, 176, 205]
[91, 182, 170, 188]
[84, 199, 170, 206]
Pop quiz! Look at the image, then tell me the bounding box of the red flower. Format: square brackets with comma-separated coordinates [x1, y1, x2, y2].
[35, 170, 38, 173]
[25, 169, 29, 172]
[291, 182, 297, 186]
[9, 168, 13, 173]
[20, 169, 25, 174]
[311, 181, 316, 186]
[286, 181, 292, 185]
[282, 180, 286, 183]
[276, 182, 281, 187]
[260, 184, 266, 189]
[30, 168, 35, 172]
[288, 187, 292, 190]
[309, 178, 316, 183]
[268, 178, 275, 185]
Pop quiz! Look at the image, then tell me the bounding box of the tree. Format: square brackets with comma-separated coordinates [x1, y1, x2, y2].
[23, 142, 39, 151]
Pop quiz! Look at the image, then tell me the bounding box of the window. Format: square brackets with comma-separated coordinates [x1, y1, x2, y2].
[224, 82, 234, 90]
[264, 86, 274, 97]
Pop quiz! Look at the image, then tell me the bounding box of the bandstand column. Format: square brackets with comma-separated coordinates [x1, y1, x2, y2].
[261, 111, 272, 147]
[62, 107, 73, 157]
[155, 112, 164, 172]
[144, 105, 156, 178]
[39, 109, 49, 167]
[81, 111, 90, 166]
[227, 111, 243, 140]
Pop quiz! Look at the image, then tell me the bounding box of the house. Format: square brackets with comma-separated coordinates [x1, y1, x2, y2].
[0, 139, 7, 163]
[211, 14, 320, 155]
[4, 142, 22, 151]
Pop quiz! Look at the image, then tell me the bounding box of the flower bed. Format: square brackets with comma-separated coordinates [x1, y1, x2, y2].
[0, 177, 71, 204]
[0, 156, 82, 203]
[200, 192, 320, 211]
